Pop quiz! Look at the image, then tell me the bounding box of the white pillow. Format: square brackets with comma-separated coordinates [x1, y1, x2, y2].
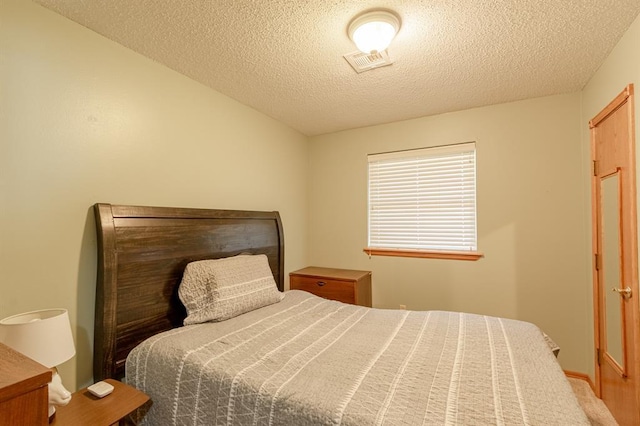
[179, 254, 283, 325]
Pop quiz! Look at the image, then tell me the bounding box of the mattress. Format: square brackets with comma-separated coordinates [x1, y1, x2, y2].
[126, 290, 589, 425]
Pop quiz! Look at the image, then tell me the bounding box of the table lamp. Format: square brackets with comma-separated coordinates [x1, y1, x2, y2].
[0, 308, 76, 417]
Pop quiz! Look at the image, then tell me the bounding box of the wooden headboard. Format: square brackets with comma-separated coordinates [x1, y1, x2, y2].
[93, 203, 285, 381]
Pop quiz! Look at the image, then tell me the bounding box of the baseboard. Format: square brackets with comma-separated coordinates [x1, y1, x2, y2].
[564, 370, 596, 393]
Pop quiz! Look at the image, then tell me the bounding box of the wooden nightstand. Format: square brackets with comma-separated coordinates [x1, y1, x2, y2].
[290, 266, 372, 307]
[51, 379, 150, 426]
[0, 343, 51, 426]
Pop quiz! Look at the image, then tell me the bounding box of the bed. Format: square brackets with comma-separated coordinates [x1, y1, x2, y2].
[93, 203, 589, 425]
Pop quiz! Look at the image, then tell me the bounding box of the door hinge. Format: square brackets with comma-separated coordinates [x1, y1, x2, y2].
[593, 160, 598, 176]
[597, 348, 602, 366]
[595, 253, 602, 271]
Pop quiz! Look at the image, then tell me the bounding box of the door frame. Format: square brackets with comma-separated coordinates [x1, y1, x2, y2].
[590, 84, 640, 417]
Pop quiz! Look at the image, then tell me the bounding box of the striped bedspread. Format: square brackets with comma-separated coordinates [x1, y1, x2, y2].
[126, 290, 589, 425]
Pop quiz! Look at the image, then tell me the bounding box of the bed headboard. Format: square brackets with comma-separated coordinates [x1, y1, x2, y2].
[93, 203, 285, 381]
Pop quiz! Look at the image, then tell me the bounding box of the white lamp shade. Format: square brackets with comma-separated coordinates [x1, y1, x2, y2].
[0, 309, 75, 367]
[348, 10, 401, 54]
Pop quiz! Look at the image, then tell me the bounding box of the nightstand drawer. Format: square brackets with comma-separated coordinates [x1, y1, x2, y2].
[290, 276, 355, 304]
[289, 267, 372, 307]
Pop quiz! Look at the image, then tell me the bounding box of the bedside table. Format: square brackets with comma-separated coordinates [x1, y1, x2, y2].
[0, 343, 51, 426]
[290, 266, 372, 307]
[51, 379, 150, 426]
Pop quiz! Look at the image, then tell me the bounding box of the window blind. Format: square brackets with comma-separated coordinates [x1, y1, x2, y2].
[367, 142, 477, 252]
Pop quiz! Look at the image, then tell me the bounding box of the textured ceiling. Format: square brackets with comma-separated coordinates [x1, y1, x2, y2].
[33, 0, 640, 136]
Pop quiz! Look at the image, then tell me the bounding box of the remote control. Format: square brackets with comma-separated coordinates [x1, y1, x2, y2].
[87, 381, 114, 398]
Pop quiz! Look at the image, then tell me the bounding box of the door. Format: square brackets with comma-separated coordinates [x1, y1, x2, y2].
[591, 84, 640, 425]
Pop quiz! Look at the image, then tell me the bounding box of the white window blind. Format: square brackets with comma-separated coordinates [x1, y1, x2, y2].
[367, 142, 477, 252]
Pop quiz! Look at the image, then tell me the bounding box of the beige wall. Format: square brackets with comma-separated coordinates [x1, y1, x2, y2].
[580, 14, 640, 380]
[0, 0, 309, 390]
[308, 94, 590, 372]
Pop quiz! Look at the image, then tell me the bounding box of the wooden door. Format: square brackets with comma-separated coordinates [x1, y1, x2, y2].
[590, 84, 640, 425]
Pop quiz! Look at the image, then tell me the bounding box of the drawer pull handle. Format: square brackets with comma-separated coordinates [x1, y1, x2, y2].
[317, 281, 326, 287]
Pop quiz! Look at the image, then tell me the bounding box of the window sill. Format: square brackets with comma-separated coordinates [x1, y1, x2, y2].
[363, 248, 484, 261]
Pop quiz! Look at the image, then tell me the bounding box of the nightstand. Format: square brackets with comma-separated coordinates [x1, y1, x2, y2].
[51, 379, 150, 426]
[0, 343, 51, 426]
[290, 266, 372, 307]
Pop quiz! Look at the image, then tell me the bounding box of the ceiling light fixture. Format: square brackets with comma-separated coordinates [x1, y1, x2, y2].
[348, 10, 401, 55]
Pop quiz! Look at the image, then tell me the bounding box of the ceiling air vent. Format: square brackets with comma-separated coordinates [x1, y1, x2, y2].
[344, 50, 394, 73]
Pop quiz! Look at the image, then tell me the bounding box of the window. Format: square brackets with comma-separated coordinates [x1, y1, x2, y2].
[365, 142, 482, 260]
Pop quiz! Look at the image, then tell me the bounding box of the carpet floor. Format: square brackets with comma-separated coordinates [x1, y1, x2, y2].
[568, 378, 618, 425]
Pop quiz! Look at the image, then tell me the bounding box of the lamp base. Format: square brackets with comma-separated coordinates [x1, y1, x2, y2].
[48, 369, 72, 419]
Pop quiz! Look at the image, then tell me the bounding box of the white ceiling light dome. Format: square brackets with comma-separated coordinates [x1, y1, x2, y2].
[348, 10, 401, 54]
